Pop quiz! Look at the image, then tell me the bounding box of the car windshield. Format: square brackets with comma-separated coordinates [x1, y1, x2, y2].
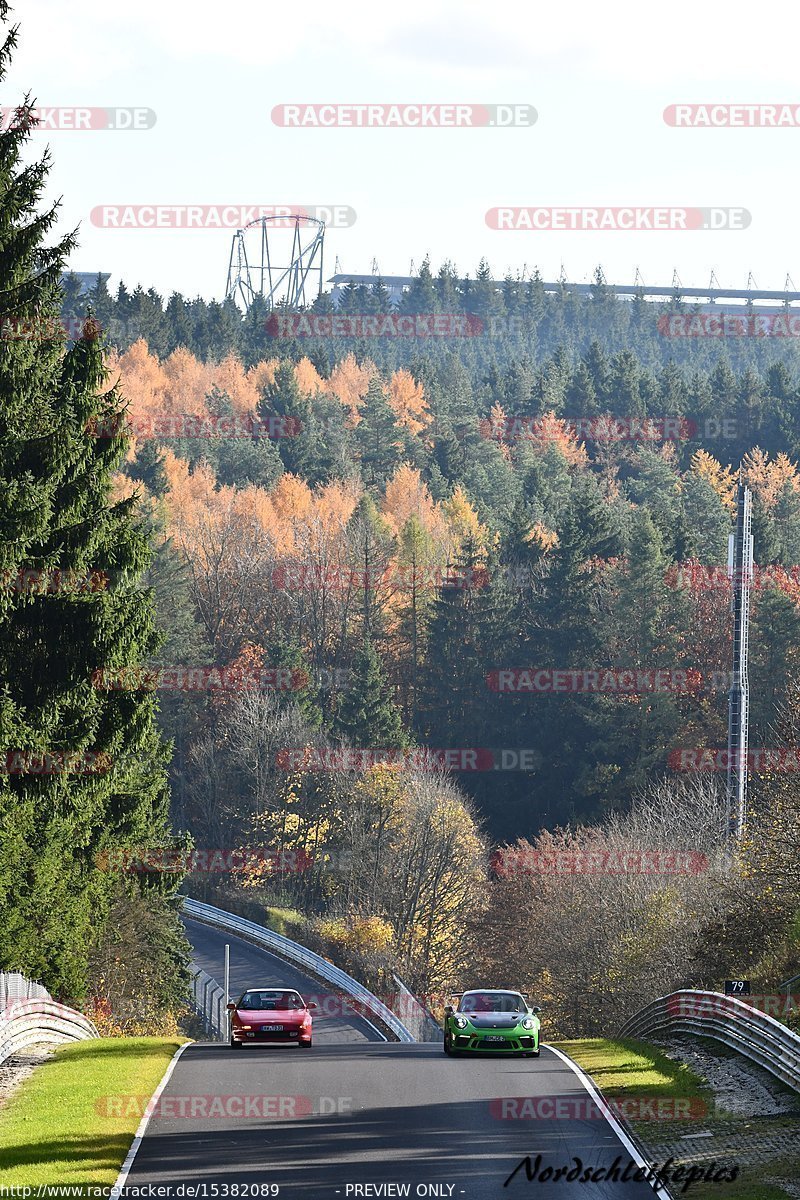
[238, 990, 303, 1010]
[460, 992, 526, 1013]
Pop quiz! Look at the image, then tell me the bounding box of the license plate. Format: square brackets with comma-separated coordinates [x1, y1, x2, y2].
[261, 1024, 284, 1031]
[483, 1035, 506, 1043]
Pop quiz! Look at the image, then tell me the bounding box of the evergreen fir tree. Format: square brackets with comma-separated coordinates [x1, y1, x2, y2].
[0, 16, 180, 999]
[356, 377, 403, 489]
[333, 640, 407, 750]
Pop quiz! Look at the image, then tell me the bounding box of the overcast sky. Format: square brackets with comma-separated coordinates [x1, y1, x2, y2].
[9, 0, 800, 302]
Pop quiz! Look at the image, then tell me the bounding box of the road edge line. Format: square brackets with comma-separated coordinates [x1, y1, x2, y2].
[545, 1043, 675, 1200]
[110, 1040, 194, 1194]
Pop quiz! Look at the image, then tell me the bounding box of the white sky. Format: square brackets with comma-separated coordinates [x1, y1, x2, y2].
[9, 0, 800, 301]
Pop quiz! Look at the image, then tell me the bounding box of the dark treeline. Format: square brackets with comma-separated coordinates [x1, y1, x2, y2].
[64, 260, 800, 378]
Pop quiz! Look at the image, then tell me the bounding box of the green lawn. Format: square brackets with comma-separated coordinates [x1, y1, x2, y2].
[555, 1037, 710, 1104]
[0, 1037, 184, 1188]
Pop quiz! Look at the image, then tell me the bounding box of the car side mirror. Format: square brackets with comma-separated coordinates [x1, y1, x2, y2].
[306, 1002, 317, 1010]
[531, 1006, 541, 1014]
[444, 1005, 454, 1015]
[226, 1002, 236, 1011]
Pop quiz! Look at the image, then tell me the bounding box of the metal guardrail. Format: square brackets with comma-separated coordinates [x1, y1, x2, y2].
[619, 989, 800, 1092]
[0, 998, 99, 1066]
[189, 966, 227, 1041]
[0, 972, 51, 1006]
[390, 973, 441, 1042]
[182, 898, 416, 1043]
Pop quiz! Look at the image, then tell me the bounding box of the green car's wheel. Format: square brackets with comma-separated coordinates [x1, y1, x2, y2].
[443, 1032, 456, 1056]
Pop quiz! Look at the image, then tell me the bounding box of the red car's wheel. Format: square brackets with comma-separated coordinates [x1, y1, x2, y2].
[230, 1038, 243, 1049]
[299, 1039, 313, 1048]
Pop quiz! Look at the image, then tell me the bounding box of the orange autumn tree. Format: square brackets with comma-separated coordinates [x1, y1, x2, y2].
[522, 411, 588, 467]
[213, 354, 261, 414]
[327, 353, 376, 425]
[295, 357, 326, 397]
[161, 346, 213, 414]
[247, 359, 279, 395]
[110, 339, 166, 417]
[387, 369, 431, 436]
[382, 464, 446, 544]
[162, 452, 276, 655]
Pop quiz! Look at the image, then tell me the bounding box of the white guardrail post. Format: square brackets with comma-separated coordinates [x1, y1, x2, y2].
[619, 989, 800, 1092]
[182, 897, 416, 1043]
[0, 998, 99, 1066]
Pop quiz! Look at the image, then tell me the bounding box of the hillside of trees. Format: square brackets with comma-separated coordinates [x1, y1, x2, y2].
[74, 323, 799, 1023]
[1, 0, 795, 1051]
[104, 336, 800, 837]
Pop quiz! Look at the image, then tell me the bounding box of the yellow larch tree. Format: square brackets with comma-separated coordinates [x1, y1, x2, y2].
[387, 369, 431, 436]
[690, 449, 737, 514]
[327, 353, 376, 425]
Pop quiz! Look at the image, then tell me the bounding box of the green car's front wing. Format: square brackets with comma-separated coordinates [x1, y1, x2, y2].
[443, 1017, 540, 1055]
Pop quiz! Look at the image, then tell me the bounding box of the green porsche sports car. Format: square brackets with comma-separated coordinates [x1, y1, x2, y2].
[443, 989, 541, 1056]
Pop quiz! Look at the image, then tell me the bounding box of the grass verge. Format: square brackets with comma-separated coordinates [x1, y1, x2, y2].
[263, 905, 306, 938]
[555, 1036, 709, 1105]
[0, 1037, 184, 1188]
[553, 1037, 798, 1200]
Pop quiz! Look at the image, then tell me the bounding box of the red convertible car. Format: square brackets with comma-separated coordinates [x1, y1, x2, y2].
[228, 987, 316, 1049]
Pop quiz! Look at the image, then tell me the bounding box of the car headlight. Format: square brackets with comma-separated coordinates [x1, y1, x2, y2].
[521, 1017, 535, 1030]
[453, 1015, 468, 1029]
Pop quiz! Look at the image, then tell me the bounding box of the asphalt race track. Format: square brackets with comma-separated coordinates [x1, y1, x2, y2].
[119, 918, 668, 1198]
[183, 916, 379, 1044]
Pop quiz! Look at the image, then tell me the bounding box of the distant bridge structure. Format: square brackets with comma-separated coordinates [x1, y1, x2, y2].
[328, 271, 800, 315]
